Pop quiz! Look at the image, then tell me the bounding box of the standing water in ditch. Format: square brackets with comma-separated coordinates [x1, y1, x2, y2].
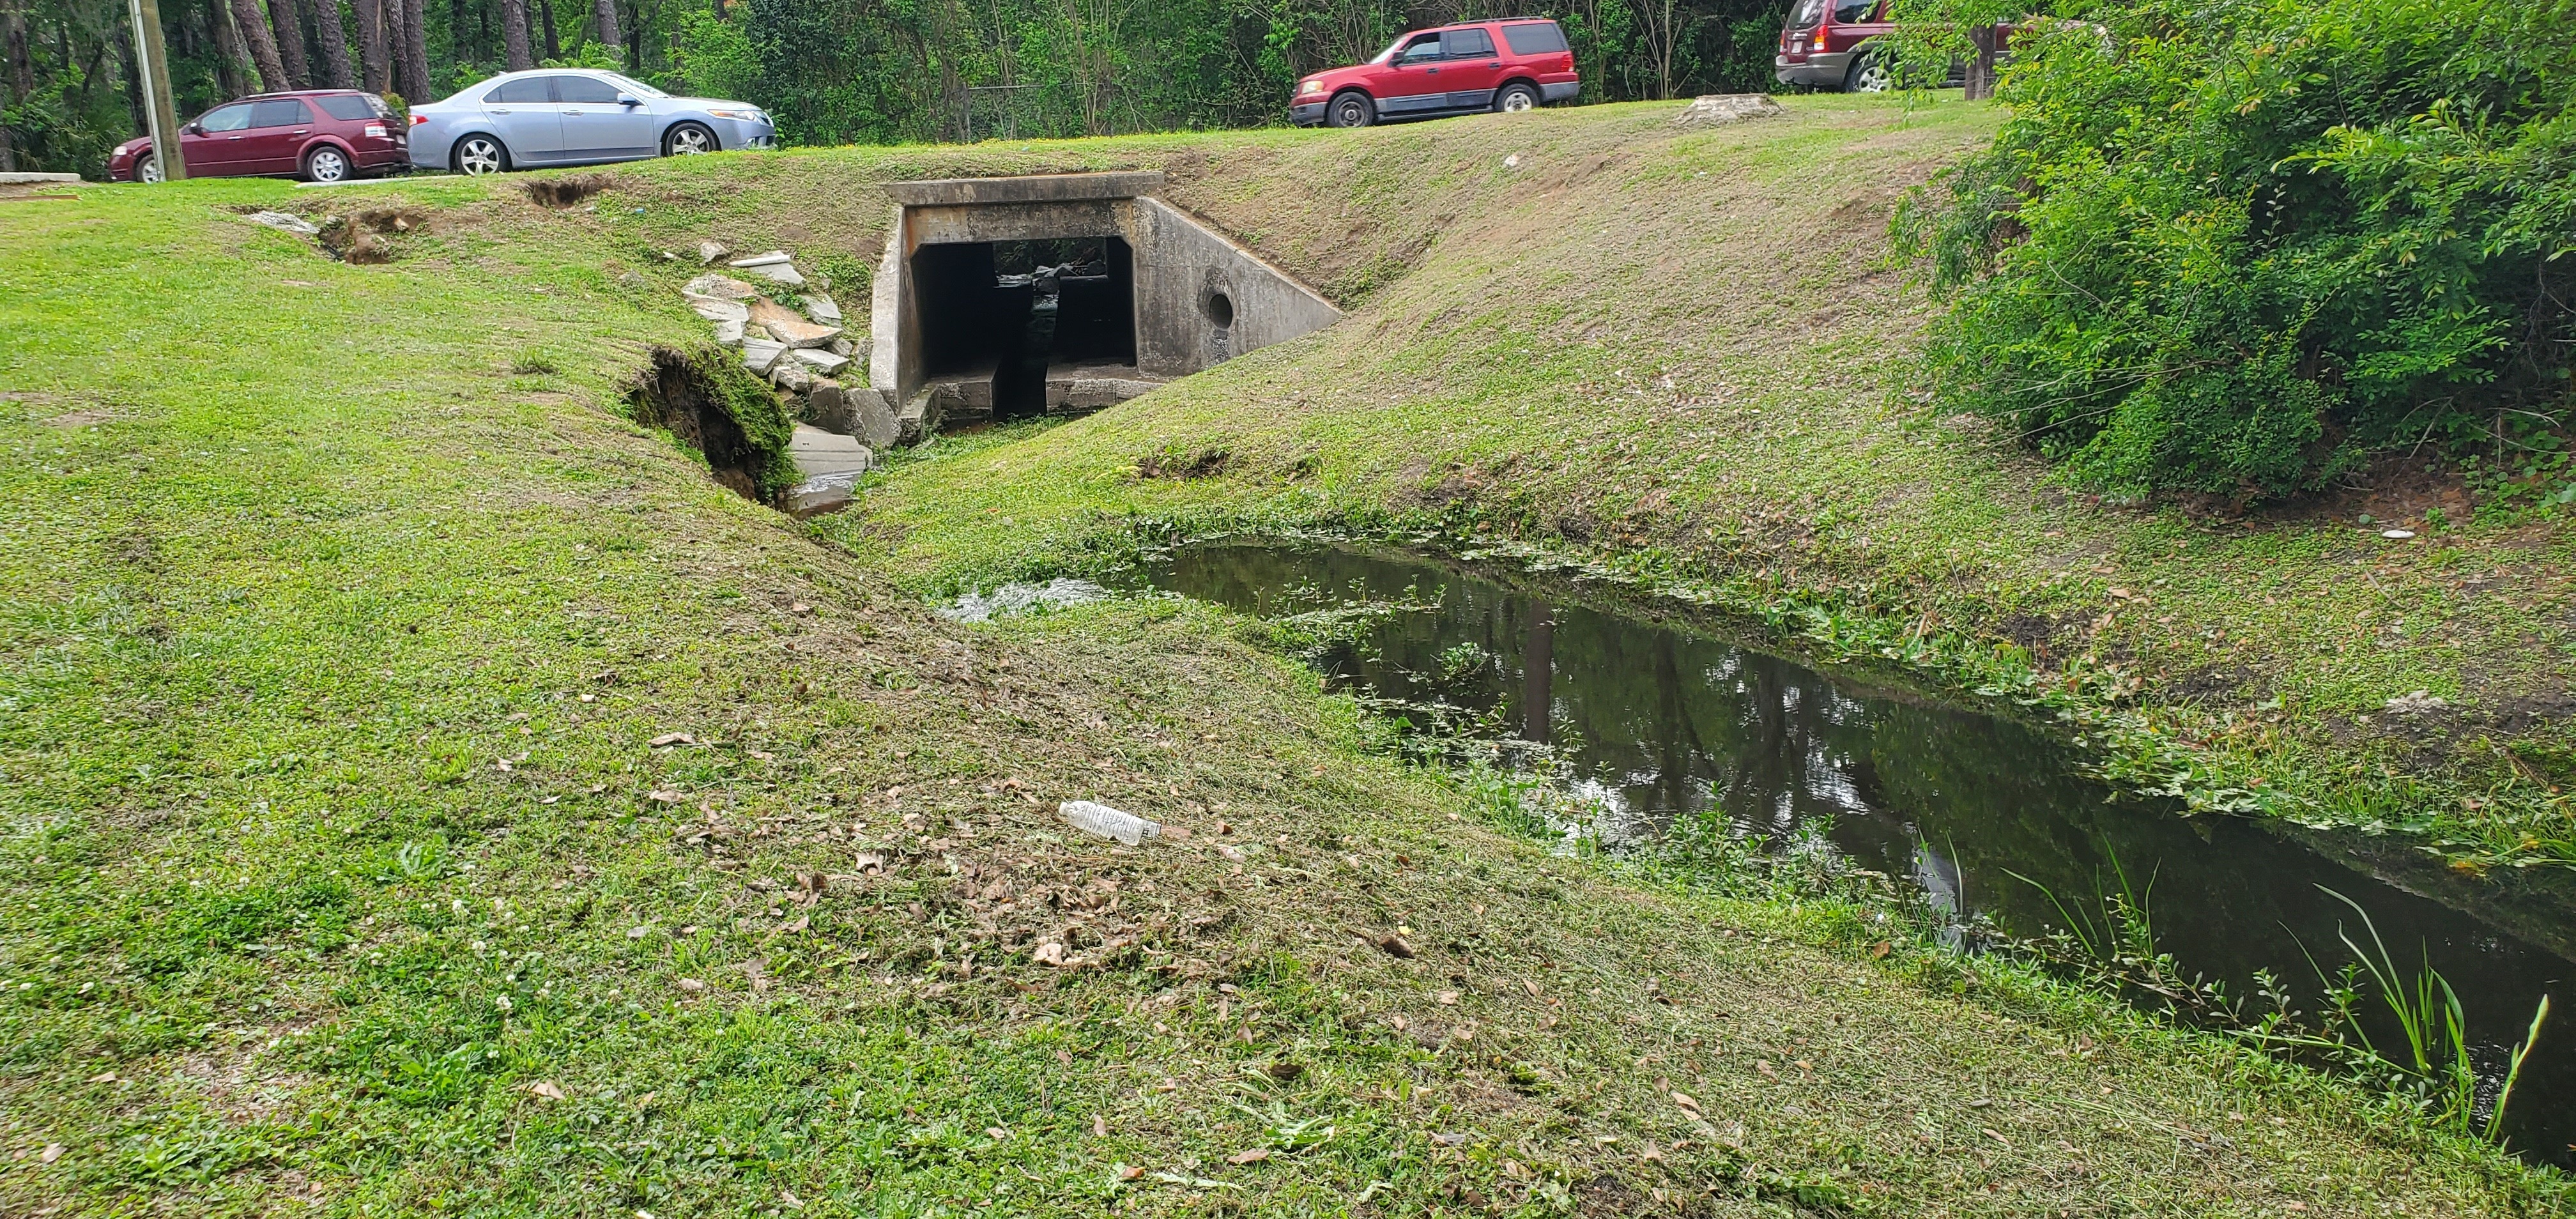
[1138, 540, 2575, 1163]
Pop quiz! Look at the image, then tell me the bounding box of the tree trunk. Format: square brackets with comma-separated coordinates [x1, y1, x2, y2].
[209, 0, 252, 94]
[349, 0, 386, 91]
[587, 0, 617, 61]
[397, 0, 427, 102]
[498, 0, 530, 69]
[117, 22, 149, 135]
[1964, 23, 1999, 101]
[3, 1, 36, 105]
[535, 0, 557, 60]
[271, 0, 310, 86]
[310, 0, 352, 86]
[227, 0, 289, 90]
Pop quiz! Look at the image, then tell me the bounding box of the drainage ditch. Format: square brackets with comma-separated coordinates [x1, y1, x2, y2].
[1134, 539, 2576, 1163]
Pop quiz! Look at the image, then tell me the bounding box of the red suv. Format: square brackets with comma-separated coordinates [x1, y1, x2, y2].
[1291, 19, 1579, 128]
[107, 90, 408, 184]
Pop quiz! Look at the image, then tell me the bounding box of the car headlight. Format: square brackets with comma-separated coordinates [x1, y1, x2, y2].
[707, 109, 764, 121]
[1298, 80, 1324, 95]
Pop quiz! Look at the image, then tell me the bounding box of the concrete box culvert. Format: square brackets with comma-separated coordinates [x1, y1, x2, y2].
[870, 171, 1340, 436]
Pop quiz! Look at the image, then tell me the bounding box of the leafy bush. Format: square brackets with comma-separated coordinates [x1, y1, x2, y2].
[1896, 0, 2576, 503]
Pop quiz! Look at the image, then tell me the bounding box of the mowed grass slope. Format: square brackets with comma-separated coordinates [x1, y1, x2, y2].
[791, 95, 2576, 871]
[0, 132, 2564, 1211]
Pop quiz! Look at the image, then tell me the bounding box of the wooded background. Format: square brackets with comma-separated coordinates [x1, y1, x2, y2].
[0, 0, 1793, 176]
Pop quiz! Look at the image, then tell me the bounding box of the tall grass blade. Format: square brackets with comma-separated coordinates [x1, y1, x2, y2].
[2484, 994, 2552, 1144]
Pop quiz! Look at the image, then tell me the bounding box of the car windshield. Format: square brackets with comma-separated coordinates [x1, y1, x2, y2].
[1370, 34, 1407, 63]
[599, 73, 668, 99]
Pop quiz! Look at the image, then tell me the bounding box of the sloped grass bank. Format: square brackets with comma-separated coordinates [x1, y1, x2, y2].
[1, 125, 2567, 1213]
[834, 96, 2576, 873]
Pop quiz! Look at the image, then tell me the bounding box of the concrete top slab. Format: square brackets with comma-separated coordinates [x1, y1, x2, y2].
[0, 172, 82, 185]
[885, 171, 1164, 208]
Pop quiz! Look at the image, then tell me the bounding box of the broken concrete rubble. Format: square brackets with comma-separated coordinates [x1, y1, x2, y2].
[728, 250, 806, 286]
[684, 273, 758, 300]
[800, 295, 843, 324]
[687, 296, 751, 323]
[246, 210, 321, 236]
[740, 338, 786, 374]
[790, 348, 849, 376]
[1672, 93, 1784, 128]
[770, 360, 815, 393]
[749, 298, 841, 349]
[698, 240, 729, 265]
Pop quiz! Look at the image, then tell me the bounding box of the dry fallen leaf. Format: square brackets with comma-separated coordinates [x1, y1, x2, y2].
[1227, 1148, 1269, 1165]
[40, 1143, 65, 1163]
[1672, 1091, 1701, 1113]
[526, 1080, 567, 1101]
[647, 789, 683, 804]
[1436, 990, 1460, 1006]
[1093, 1114, 1110, 1138]
[1117, 1164, 1144, 1181]
[677, 977, 707, 993]
[1033, 942, 1068, 967]
[87, 1071, 116, 1084]
[1869, 940, 1892, 960]
[627, 926, 650, 940]
[648, 732, 694, 747]
[1754, 1061, 1778, 1079]
[985, 1127, 1009, 1140]
[854, 850, 886, 875]
[1376, 935, 1415, 959]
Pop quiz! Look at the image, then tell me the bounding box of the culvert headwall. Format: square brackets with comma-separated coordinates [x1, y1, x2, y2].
[870, 171, 1341, 432]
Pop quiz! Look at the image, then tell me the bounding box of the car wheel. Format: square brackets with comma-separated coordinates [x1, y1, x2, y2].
[1326, 91, 1375, 128]
[663, 123, 716, 156]
[453, 134, 510, 176]
[136, 153, 165, 184]
[304, 146, 351, 183]
[1494, 82, 1540, 114]
[1846, 53, 1894, 93]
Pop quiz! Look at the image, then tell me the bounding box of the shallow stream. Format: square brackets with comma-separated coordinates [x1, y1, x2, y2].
[1137, 540, 2575, 1164]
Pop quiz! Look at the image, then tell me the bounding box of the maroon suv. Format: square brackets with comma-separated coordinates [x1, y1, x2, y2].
[1291, 19, 1579, 128]
[107, 90, 408, 184]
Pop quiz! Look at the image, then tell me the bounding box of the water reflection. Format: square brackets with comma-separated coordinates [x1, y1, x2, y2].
[1145, 540, 2575, 1164]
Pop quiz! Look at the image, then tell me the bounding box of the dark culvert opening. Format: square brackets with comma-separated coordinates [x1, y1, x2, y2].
[912, 236, 1135, 421]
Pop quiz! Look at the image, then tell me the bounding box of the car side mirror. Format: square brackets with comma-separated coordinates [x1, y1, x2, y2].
[616, 93, 641, 107]
[183, 122, 203, 135]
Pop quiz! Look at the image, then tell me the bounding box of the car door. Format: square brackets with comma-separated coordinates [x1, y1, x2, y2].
[1439, 26, 1503, 109]
[243, 98, 316, 174]
[1378, 33, 1450, 114]
[552, 74, 656, 159]
[180, 102, 255, 174]
[480, 75, 565, 160]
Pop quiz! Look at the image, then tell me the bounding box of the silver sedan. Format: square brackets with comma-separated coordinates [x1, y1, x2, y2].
[406, 68, 776, 174]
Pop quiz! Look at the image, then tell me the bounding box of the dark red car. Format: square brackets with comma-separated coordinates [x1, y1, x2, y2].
[1775, 0, 2012, 91]
[107, 89, 408, 184]
[1291, 18, 1579, 128]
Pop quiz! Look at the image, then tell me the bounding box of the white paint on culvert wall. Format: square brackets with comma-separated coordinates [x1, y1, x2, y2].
[865, 172, 1341, 418]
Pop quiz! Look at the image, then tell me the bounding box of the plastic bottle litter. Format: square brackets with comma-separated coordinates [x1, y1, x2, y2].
[1059, 800, 1161, 846]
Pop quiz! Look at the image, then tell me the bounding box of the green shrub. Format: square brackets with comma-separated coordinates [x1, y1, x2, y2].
[1896, 0, 2576, 502]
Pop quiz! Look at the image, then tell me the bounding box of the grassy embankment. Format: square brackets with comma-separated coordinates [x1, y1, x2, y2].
[1, 103, 2568, 1213]
[733, 95, 2572, 877]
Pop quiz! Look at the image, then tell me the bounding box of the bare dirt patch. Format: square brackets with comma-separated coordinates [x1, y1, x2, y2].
[525, 172, 618, 210]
